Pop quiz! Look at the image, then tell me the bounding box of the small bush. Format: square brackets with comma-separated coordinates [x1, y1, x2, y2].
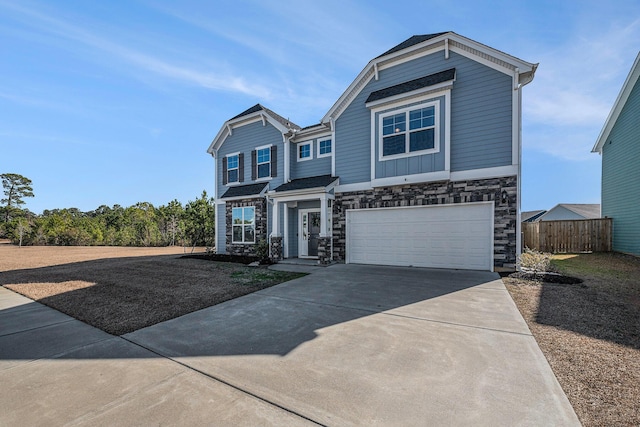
[255, 238, 269, 261]
[519, 247, 551, 273]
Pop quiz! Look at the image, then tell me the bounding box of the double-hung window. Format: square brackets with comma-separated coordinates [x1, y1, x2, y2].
[232, 207, 255, 243]
[380, 102, 438, 159]
[317, 138, 332, 157]
[257, 147, 270, 178]
[227, 155, 239, 183]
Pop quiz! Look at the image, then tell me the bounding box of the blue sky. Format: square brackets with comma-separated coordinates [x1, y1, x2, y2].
[1, 0, 639, 214]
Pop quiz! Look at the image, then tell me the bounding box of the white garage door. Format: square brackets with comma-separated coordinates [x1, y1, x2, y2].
[346, 202, 494, 271]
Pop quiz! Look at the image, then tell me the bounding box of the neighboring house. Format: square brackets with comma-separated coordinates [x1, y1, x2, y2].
[592, 52, 640, 256]
[521, 210, 546, 223]
[536, 204, 600, 222]
[207, 32, 537, 271]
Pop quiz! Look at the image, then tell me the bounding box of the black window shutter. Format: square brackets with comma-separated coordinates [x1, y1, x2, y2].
[271, 145, 277, 177]
[238, 153, 244, 182]
[222, 156, 228, 185]
[251, 150, 257, 181]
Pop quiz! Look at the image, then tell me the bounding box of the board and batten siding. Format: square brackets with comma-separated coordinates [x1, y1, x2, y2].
[290, 139, 332, 180]
[602, 77, 640, 255]
[334, 50, 513, 184]
[216, 121, 285, 199]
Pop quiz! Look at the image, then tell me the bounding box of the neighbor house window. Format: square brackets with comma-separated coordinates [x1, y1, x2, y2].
[257, 147, 270, 178]
[232, 207, 255, 243]
[380, 102, 438, 159]
[227, 155, 239, 183]
[298, 142, 312, 161]
[317, 138, 332, 157]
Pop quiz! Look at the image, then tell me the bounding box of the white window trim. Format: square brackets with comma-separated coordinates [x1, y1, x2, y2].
[297, 141, 313, 162]
[226, 152, 240, 184]
[231, 206, 256, 244]
[377, 100, 440, 162]
[317, 137, 333, 158]
[255, 144, 272, 180]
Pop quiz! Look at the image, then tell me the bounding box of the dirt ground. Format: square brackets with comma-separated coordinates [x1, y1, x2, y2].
[0, 244, 304, 335]
[505, 252, 640, 427]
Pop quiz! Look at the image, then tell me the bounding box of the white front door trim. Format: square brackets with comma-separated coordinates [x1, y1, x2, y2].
[299, 208, 320, 258]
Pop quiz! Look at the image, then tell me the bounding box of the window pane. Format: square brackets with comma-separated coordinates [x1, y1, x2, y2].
[232, 208, 242, 224]
[383, 134, 406, 156]
[243, 207, 254, 224]
[382, 113, 405, 135]
[409, 107, 435, 130]
[258, 163, 270, 178]
[232, 225, 243, 242]
[228, 169, 238, 183]
[409, 129, 435, 152]
[227, 155, 238, 169]
[257, 148, 270, 163]
[299, 144, 310, 158]
[244, 225, 255, 242]
[319, 139, 331, 154]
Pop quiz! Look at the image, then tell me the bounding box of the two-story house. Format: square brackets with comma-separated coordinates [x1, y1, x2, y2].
[207, 32, 537, 271]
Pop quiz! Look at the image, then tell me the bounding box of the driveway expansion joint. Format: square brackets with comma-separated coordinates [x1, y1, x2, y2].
[0, 318, 76, 338]
[120, 335, 326, 427]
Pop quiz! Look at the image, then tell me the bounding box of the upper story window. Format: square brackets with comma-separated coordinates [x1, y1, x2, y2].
[257, 147, 271, 178]
[251, 145, 277, 180]
[227, 155, 239, 183]
[298, 142, 312, 161]
[379, 101, 438, 160]
[317, 138, 332, 158]
[222, 152, 243, 185]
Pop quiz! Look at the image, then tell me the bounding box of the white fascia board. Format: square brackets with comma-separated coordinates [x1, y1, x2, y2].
[372, 171, 451, 188]
[450, 165, 518, 181]
[447, 33, 536, 74]
[293, 125, 331, 141]
[209, 111, 292, 154]
[335, 181, 373, 193]
[267, 191, 333, 203]
[593, 51, 640, 153]
[268, 180, 339, 200]
[207, 125, 230, 155]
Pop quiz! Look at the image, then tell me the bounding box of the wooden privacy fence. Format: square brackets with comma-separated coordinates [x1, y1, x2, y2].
[522, 218, 612, 253]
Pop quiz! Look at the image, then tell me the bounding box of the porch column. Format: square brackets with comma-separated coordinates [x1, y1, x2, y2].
[320, 195, 328, 237]
[271, 200, 280, 237]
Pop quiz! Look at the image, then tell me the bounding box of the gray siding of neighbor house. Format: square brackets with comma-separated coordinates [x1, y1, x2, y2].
[602, 77, 640, 255]
[541, 206, 586, 221]
[216, 120, 284, 200]
[216, 203, 226, 253]
[335, 50, 513, 184]
[290, 138, 332, 180]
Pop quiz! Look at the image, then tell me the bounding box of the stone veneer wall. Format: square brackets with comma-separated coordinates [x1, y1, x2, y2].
[270, 236, 283, 261]
[317, 237, 332, 265]
[332, 176, 518, 269]
[225, 197, 267, 257]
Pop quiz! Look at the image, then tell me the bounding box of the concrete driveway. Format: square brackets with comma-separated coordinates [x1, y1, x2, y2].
[0, 264, 580, 426]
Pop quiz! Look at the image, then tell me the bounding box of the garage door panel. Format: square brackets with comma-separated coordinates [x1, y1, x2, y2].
[346, 203, 493, 271]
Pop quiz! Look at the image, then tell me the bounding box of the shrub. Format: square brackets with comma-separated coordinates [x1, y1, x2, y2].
[519, 247, 551, 273]
[255, 238, 269, 261]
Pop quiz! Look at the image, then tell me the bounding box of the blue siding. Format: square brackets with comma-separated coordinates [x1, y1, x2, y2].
[335, 50, 513, 184]
[216, 120, 284, 199]
[602, 77, 640, 255]
[215, 203, 226, 253]
[290, 138, 332, 179]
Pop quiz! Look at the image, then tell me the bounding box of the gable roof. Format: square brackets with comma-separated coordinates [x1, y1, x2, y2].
[592, 52, 640, 153]
[207, 104, 299, 156]
[538, 204, 601, 221]
[365, 68, 456, 104]
[321, 31, 537, 124]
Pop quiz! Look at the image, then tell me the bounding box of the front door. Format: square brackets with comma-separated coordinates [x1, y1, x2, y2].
[299, 210, 321, 258]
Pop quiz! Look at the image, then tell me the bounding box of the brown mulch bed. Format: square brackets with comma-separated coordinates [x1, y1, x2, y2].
[0, 245, 304, 335]
[504, 252, 640, 427]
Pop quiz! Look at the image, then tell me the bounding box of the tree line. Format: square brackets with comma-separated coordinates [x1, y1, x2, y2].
[1, 173, 215, 248]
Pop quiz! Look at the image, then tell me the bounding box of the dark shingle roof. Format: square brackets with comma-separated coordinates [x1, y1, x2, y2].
[274, 175, 338, 193]
[365, 68, 456, 103]
[377, 33, 449, 58]
[230, 104, 300, 130]
[221, 182, 268, 199]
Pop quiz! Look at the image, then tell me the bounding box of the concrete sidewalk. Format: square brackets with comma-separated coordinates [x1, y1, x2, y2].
[0, 265, 581, 426]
